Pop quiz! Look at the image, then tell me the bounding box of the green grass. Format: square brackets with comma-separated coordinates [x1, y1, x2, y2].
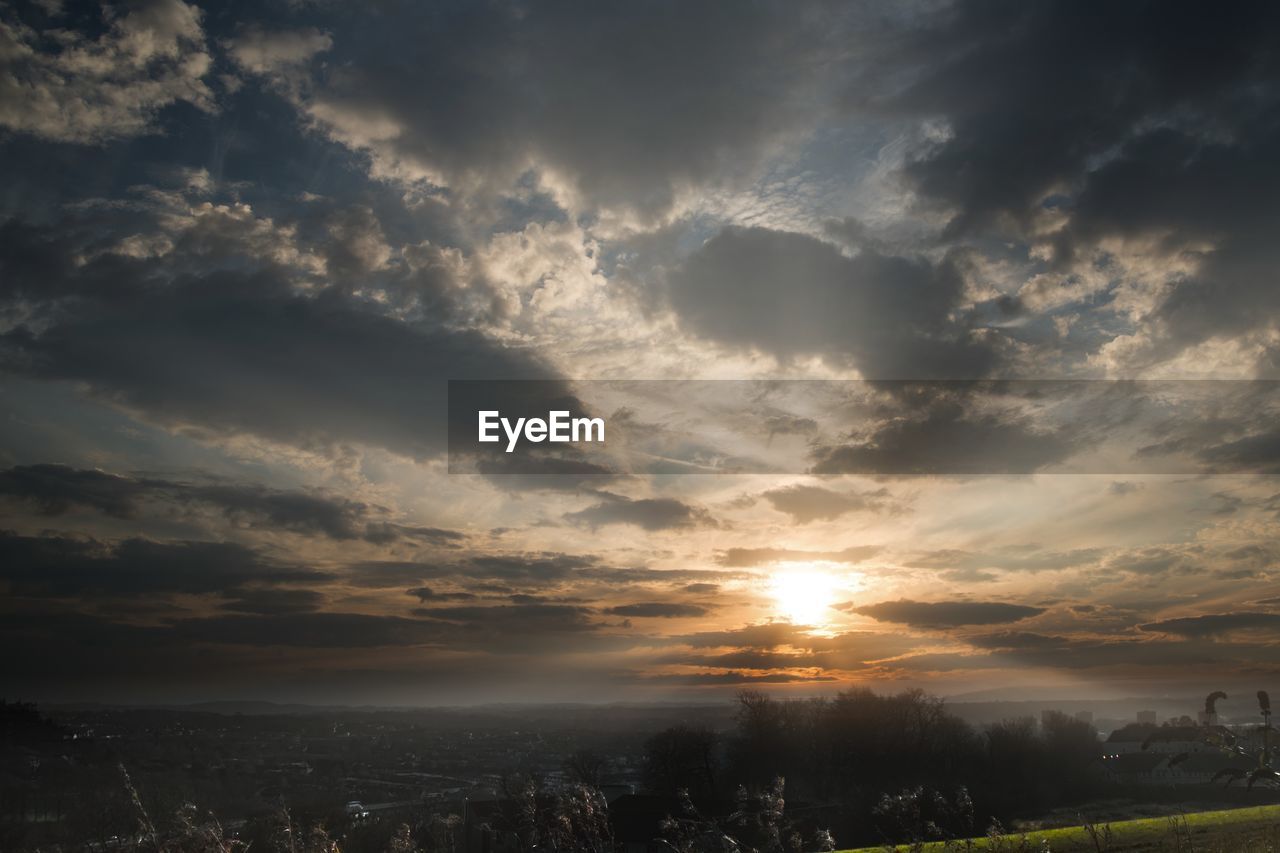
[837, 804, 1280, 853]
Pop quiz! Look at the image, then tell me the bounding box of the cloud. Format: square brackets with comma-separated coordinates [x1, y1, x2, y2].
[1139, 612, 1280, 639]
[810, 399, 1076, 476]
[407, 586, 479, 603]
[0, 530, 324, 597]
[0, 0, 214, 143]
[411, 603, 606, 642]
[675, 622, 820, 650]
[475, 455, 621, 491]
[1195, 429, 1280, 474]
[243, 2, 847, 219]
[851, 599, 1047, 628]
[905, 546, 1103, 576]
[0, 212, 559, 458]
[170, 612, 447, 648]
[0, 463, 146, 517]
[0, 464, 466, 545]
[605, 602, 710, 618]
[891, 2, 1278, 240]
[641, 671, 838, 685]
[715, 546, 881, 567]
[352, 552, 602, 588]
[662, 630, 921, 671]
[886, 1, 1280, 370]
[463, 553, 599, 581]
[665, 227, 995, 377]
[220, 587, 326, 616]
[225, 26, 332, 76]
[885, 630, 1280, 674]
[759, 484, 891, 524]
[566, 494, 714, 531]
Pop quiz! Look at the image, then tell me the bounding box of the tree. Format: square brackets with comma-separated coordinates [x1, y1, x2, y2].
[564, 748, 607, 787]
[643, 726, 719, 800]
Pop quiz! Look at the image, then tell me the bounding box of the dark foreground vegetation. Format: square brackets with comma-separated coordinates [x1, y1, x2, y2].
[4, 689, 1275, 852]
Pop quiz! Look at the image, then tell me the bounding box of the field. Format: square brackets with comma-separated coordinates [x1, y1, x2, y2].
[837, 804, 1280, 853]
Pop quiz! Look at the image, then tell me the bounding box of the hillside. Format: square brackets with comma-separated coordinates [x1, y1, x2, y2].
[838, 804, 1280, 853]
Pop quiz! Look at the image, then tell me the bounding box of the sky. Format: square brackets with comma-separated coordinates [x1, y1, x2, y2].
[4, 0, 1280, 705]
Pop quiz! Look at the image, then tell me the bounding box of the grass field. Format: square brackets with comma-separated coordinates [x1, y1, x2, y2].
[837, 804, 1280, 853]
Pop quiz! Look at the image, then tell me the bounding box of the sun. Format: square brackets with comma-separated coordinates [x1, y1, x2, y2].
[768, 569, 842, 627]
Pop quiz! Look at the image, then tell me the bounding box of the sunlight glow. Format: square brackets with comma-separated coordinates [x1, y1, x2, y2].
[768, 568, 843, 627]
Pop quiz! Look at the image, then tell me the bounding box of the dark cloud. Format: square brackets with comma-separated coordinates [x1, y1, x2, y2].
[885, 630, 1280, 674]
[851, 598, 1047, 628]
[810, 400, 1076, 475]
[408, 586, 479, 603]
[605, 602, 710, 618]
[348, 552, 601, 588]
[1140, 612, 1280, 639]
[170, 612, 446, 648]
[715, 545, 881, 567]
[411, 603, 605, 641]
[889, 1, 1280, 366]
[565, 494, 714, 531]
[1195, 430, 1280, 475]
[665, 227, 995, 377]
[891, 1, 1280, 240]
[759, 484, 891, 524]
[249, 2, 849, 220]
[464, 553, 599, 581]
[0, 608, 625, 700]
[220, 587, 326, 615]
[0, 464, 466, 545]
[0, 530, 324, 598]
[0, 217, 559, 458]
[0, 463, 147, 517]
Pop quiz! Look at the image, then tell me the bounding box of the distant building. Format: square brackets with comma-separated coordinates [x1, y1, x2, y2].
[1137, 710, 1157, 724]
[1105, 725, 1215, 755]
[1101, 723, 1256, 786]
